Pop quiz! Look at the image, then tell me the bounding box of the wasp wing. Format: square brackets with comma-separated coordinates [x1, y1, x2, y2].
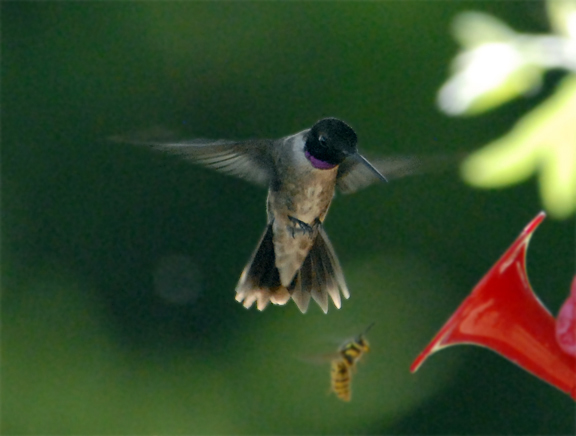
[296, 352, 343, 365]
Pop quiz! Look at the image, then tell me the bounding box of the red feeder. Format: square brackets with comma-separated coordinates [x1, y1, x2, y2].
[411, 212, 576, 400]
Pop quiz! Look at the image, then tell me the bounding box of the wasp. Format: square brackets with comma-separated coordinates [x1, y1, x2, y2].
[330, 322, 374, 401]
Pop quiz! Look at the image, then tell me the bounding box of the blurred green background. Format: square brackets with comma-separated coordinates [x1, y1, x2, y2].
[3, 2, 574, 434]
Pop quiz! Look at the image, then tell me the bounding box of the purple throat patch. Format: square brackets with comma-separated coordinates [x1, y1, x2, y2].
[305, 150, 337, 170]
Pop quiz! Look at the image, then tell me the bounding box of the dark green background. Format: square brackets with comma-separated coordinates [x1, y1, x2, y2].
[3, 1, 574, 434]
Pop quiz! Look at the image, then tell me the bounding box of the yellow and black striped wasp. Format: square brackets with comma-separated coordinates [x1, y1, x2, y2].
[330, 322, 374, 401]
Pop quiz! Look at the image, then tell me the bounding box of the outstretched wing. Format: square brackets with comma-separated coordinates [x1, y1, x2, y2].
[336, 154, 460, 194]
[113, 131, 276, 186]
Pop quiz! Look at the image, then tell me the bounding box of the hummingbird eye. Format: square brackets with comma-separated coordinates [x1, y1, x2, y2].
[318, 135, 328, 146]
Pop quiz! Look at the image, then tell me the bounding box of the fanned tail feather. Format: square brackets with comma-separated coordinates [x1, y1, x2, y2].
[235, 225, 291, 311]
[236, 224, 350, 314]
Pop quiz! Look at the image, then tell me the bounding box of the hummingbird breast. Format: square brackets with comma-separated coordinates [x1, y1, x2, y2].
[267, 135, 338, 287]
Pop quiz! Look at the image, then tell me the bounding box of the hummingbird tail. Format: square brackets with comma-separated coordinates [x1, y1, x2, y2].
[235, 225, 350, 314]
[290, 226, 350, 314]
[235, 224, 291, 311]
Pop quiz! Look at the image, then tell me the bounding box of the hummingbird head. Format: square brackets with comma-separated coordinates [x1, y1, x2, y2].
[305, 118, 358, 167]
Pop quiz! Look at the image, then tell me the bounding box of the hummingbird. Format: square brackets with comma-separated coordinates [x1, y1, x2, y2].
[118, 118, 390, 313]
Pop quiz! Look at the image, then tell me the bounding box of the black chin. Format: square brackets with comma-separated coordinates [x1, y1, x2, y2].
[305, 141, 346, 165]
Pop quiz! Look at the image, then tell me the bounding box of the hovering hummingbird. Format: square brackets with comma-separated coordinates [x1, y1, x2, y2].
[118, 118, 393, 313]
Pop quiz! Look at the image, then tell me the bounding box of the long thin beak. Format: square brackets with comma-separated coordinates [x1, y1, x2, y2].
[357, 154, 388, 183]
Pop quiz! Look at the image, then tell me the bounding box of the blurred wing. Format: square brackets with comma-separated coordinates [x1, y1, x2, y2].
[296, 352, 342, 366]
[113, 131, 275, 186]
[337, 154, 461, 194]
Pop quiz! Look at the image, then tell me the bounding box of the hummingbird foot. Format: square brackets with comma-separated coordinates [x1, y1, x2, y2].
[287, 216, 320, 239]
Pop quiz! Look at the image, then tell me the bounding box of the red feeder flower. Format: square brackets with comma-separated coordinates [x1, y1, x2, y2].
[411, 212, 576, 400]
